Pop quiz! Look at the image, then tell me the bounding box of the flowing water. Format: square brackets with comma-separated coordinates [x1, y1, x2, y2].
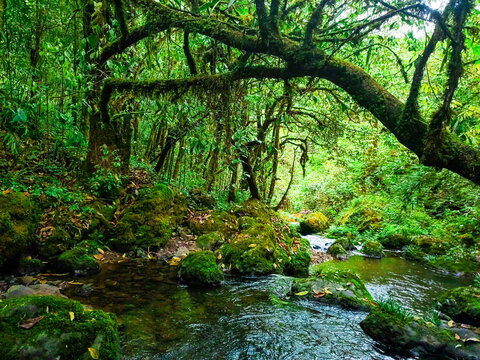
[63, 234, 471, 360]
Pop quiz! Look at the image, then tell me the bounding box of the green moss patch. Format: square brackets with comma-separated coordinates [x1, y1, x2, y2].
[0, 192, 38, 269]
[361, 240, 384, 258]
[291, 269, 373, 309]
[178, 250, 224, 286]
[57, 247, 100, 276]
[112, 184, 186, 252]
[0, 295, 119, 360]
[436, 286, 480, 327]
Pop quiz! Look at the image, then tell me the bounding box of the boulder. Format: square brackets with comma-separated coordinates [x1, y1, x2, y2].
[178, 250, 224, 286]
[0, 295, 119, 360]
[436, 286, 480, 327]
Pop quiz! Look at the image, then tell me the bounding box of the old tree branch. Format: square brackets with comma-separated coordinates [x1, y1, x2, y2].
[98, 0, 480, 185]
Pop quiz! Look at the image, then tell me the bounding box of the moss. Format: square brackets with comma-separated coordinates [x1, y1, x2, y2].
[360, 307, 456, 357]
[361, 240, 384, 258]
[427, 254, 478, 273]
[57, 247, 100, 276]
[299, 211, 330, 234]
[37, 227, 74, 258]
[402, 244, 427, 262]
[220, 223, 278, 275]
[0, 295, 119, 360]
[178, 250, 224, 286]
[292, 269, 373, 309]
[112, 184, 186, 252]
[376, 225, 416, 249]
[283, 249, 311, 277]
[327, 242, 347, 256]
[0, 192, 38, 269]
[18, 257, 45, 275]
[436, 286, 480, 326]
[414, 235, 447, 255]
[339, 196, 384, 232]
[237, 216, 257, 230]
[233, 199, 272, 222]
[332, 237, 356, 250]
[186, 210, 238, 237]
[196, 231, 224, 250]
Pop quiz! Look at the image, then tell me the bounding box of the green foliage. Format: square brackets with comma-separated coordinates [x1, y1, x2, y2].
[377, 297, 412, 319]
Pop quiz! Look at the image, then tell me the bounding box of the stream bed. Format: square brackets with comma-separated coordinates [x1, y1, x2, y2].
[63, 235, 471, 360]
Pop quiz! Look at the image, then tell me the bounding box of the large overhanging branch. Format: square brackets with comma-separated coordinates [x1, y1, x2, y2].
[95, 0, 480, 185]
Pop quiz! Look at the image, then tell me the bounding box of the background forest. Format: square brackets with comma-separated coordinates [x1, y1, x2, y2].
[1, 1, 480, 359]
[1, 0, 480, 271]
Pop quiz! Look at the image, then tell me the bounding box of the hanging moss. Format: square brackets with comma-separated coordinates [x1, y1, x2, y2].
[0, 295, 119, 360]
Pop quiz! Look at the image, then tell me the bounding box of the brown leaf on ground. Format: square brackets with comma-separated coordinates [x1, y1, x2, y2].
[20, 316, 44, 329]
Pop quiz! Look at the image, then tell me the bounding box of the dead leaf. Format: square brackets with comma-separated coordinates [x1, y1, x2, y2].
[313, 290, 325, 298]
[448, 320, 455, 327]
[168, 257, 181, 266]
[218, 254, 222, 260]
[248, 244, 257, 248]
[69, 312, 75, 321]
[465, 338, 480, 343]
[455, 333, 461, 341]
[93, 254, 103, 260]
[97, 248, 104, 254]
[295, 291, 309, 296]
[20, 316, 44, 329]
[88, 347, 99, 359]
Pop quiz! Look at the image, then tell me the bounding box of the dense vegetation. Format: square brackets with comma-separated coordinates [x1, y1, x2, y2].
[1, 0, 480, 359]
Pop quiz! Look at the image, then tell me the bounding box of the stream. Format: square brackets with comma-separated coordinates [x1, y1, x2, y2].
[63, 234, 471, 360]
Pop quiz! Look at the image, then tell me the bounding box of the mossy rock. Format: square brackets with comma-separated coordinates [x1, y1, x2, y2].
[414, 235, 447, 255]
[0, 295, 119, 360]
[112, 184, 187, 252]
[299, 212, 330, 235]
[327, 242, 347, 256]
[283, 246, 311, 278]
[377, 225, 415, 249]
[220, 223, 278, 275]
[237, 216, 257, 230]
[0, 192, 38, 269]
[361, 240, 384, 258]
[402, 244, 427, 262]
[427, 255, 479, 273]
[37, 227, 74, 258]
[178, 250, 224, 286]
[332, 237, 356, 250]
[339, 196, 384, 232]
[233, 199, 272, 222]
[18, 257, 45, 275]
[186, 210, 238, 237]
[57, 247, 100, 276]
[360, 307, 480, 359]
[436, 286, 480, 327]
[291, 269, 373, 309]
[197, 231, 224, 250]
[186, 189, 217, 210]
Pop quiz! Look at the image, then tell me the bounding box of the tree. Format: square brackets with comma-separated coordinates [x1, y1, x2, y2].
[85, 0, 480, 188]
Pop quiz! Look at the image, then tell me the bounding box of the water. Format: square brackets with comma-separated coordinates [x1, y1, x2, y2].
[61, 234, 470, 360]
[302, 234, 335, 252]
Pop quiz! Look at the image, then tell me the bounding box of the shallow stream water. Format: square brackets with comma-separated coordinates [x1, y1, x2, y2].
[64, 234, 471, 360]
